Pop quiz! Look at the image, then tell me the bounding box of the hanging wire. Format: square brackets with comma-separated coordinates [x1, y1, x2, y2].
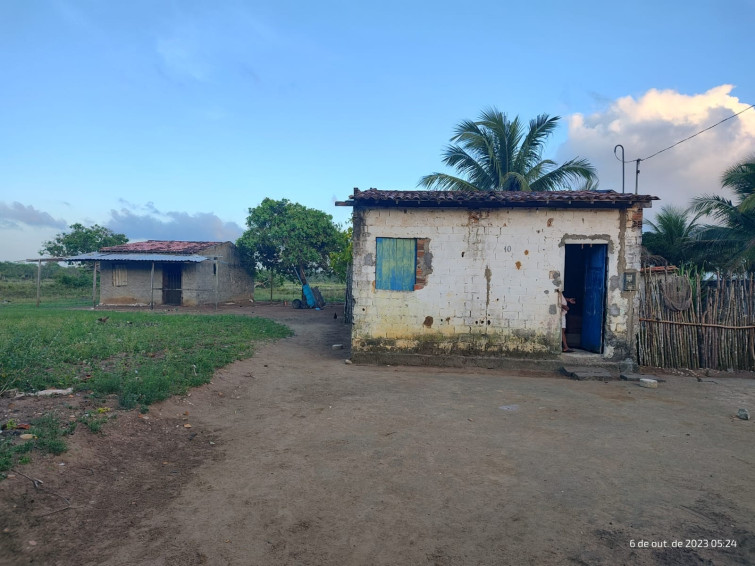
[615, 104, 755, 164]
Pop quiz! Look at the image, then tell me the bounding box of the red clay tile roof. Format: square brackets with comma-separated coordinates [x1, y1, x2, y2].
[100, 240, 225, 254]
[336, 188, 658, 208]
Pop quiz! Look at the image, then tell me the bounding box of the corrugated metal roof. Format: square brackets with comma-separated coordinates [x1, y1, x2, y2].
[336, 188, 658, 208]
[67, 252, 209, 263]
[100, 240, 225, 254]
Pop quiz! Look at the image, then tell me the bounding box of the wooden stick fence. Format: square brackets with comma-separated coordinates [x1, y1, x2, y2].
[638, 271, 755, 370]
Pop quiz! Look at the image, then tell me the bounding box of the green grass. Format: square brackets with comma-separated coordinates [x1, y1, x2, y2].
[78, 411, 111, 433]
[0, 414, 72, 475]
[0, 304, 293, 408]
[0, 300, 293, 478]
[0, 278, 94, 302]
[255, 280, 346, 303]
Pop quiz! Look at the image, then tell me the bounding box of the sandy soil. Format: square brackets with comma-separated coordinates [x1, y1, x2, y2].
[1, 303, 754, 566]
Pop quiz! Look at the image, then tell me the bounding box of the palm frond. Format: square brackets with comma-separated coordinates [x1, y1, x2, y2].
[418, 173, 483, 192]
[442, 144, 496, 190]
[691, 194, 738, 222]
[476, 108, 522, 185]
[500, 171, 531, 192]
[721, 156, 755, 201]
[418, 106, 597, 193]
[529, 158, 596, 191]
[513, 114, 560, 174]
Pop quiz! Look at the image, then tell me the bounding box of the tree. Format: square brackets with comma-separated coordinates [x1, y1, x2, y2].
[41, 223, 128, 257]
[236, 198, 344, 283]
[329, 226, 352, 283]
[418, 108, 597, 192]
[642, 206, 703, 267]
[691, 156, 755, 270]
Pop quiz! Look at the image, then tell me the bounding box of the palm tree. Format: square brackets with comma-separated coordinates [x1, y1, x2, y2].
[722, 158, 755, 212]
[691, 156, 755, 270]
[642, 206, 703, 267]
[418, 108, 597, 192]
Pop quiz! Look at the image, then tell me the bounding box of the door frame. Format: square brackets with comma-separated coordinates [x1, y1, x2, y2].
[162, 263, 182, 306]
[563, 242, 608, 354]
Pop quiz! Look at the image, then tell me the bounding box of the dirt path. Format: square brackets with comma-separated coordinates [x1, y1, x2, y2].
[1, 304, 754, 565]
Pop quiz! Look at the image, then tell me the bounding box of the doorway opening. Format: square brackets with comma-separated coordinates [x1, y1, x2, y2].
[564, 244, 607, 353]
[162, 264, 182, 306]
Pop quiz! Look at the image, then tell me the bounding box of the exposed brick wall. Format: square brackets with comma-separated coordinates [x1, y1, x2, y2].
[414, 238, 431, 290]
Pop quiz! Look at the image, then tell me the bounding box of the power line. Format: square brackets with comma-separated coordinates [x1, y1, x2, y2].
[616, 104, 755, 164]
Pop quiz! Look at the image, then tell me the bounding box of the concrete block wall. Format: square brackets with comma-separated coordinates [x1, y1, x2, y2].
[186, 243, 254, 305]
[99, 264, 156, 305]
[99, 243, 254, 307]
[351, 206, 642, 360]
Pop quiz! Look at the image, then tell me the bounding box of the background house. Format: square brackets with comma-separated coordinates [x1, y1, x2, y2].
[71, 240, 253, 307]
[337, 189, 657, 366]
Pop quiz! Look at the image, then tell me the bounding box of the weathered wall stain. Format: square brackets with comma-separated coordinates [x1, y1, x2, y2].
[484, 266, 492, 309]
[355, 330, 556, 357]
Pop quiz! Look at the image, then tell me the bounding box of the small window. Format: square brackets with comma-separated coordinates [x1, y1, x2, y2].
[113, 264, 127, 287]
[376, 238, 416, 291]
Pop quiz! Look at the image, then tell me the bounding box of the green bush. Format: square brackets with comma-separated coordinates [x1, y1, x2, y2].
[54, 267, 91, 288]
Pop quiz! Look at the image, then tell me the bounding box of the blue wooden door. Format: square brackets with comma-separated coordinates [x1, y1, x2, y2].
[581, 245, 607, 352]
[376, 238, 416, 291]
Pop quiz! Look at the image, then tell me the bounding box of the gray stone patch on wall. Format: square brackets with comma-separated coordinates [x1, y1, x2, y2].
[363, 252, 374, 266]
[559, 234, 614, 253]
[609, 275, 620, 291]
[417, 239, 432, 276]
[549, 304, 558, 315]
[609, 304, 620, 316]
[550, 270, 562, 287]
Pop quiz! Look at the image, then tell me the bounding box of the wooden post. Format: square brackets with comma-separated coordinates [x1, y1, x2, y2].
[214, 257, 219, 311]
[36, 259, 41, 307]
[91, 261, 98, 308]
[150, 262, 155, 310]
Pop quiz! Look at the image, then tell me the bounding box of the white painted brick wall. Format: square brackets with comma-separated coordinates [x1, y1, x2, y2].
[351, 206, 643, 359]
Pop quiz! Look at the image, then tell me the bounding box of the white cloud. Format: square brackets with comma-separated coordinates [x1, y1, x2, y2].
[560, 85, 755, 215]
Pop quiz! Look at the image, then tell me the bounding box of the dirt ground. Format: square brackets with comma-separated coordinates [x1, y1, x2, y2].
[1, 303, 754, 566]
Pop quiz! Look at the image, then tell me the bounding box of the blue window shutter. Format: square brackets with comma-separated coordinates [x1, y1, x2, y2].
[376, 238, 416, 291]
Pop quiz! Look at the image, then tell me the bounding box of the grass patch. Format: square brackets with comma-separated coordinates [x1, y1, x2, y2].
[0, 305, 293, 408]
[0, 277, 94, 303]
[0, 413, 73, 476]
[78, 410, 111, 434]
[254, 280, 346, 304]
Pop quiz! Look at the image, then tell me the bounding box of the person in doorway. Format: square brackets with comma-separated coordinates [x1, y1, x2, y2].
[559, 290, 576, 352]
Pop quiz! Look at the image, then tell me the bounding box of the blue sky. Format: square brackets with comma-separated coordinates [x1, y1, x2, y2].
[1, 0, 753, 261]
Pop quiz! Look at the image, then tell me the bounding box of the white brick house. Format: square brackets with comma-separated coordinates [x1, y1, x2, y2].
[337, 189, 657, 366]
